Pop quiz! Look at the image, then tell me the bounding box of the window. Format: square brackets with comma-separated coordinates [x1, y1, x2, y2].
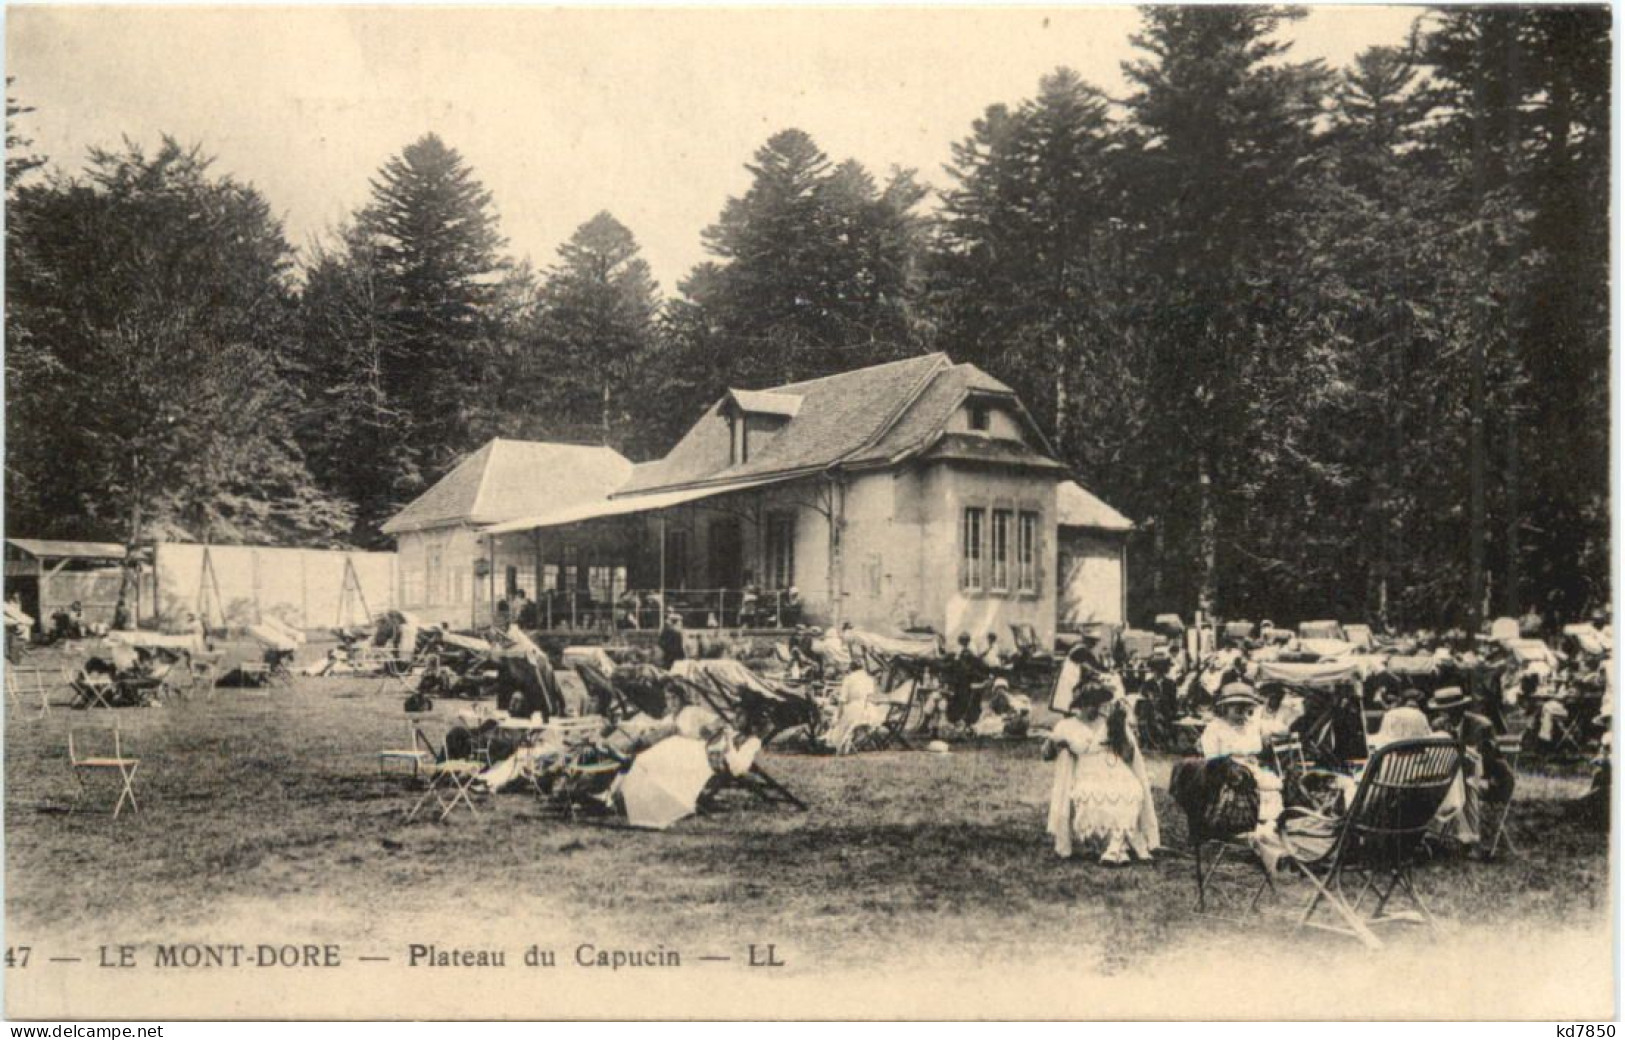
[401, 567, 424, 608]
[1018, 511, 1040, 593]
[990, 510, 1011, 591]
[664, 529, 691, 589]
[766, 512, 796, 589]
[969, 403, 990, 431]
[426, 544, 444, 605]
[588, 565, 627, 601]
[542, 564, 560, 591]
[505, 565, 519, 597]
[961, 507, 985, 591]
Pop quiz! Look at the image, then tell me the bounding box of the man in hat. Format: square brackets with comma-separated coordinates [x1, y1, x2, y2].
[658, 610, 686, 669]
[1144, 650, 1181, 730]
[1426, 686, 1511, 849]
[945, 631, 988, 730]
[1071, 630, 1111, 680]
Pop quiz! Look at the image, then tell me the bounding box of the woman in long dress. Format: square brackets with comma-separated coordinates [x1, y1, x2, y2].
[1044, 682, 1160, 864]
[1199, 683, 1289, 868]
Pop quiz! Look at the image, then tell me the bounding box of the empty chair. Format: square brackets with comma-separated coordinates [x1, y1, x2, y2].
[378, 720, 436, 779]
[69, 728, 142, 818]
[404, 728, 485, 822]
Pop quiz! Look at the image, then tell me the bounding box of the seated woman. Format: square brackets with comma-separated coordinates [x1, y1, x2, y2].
[1044, 682, 1159, 865]
[822, 658, 885, 754]
[1199, 683, 1288, 866]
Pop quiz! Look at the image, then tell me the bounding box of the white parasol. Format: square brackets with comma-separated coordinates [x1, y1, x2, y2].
[619, 736, 714, 830]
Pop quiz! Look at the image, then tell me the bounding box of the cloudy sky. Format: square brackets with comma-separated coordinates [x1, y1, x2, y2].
[7, 5, 1423, 292]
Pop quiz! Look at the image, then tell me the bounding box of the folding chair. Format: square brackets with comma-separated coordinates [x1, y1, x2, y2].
[1550, 698, 1598, 757]
[69, 728, 141, 818]
[378, 720, 436, 779]
[1191, 831, 1277, 921]
[1480, 735, 1522, 859]
[1277, 736, 1461, 949]
[849, 679, 918, 752]
[68, 668, 117, 710]
[185, 652, 221, 696]
[6, 664, 56, 715]
[1176, 757, 1278, 921]
[404, 728, 485, 822]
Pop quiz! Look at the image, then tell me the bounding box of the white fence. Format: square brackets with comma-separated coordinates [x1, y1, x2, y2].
[153, 543, 396, 632]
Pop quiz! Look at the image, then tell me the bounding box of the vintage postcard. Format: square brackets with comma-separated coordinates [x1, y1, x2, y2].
[2, 4, 1613, 1021]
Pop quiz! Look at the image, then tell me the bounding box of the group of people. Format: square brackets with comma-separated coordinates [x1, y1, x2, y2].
[1041, 612, 1615, 867]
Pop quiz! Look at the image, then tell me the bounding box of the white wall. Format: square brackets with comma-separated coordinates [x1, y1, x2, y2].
[155, 542, 396, 631]
[935, 465, 1059, 643]
[1057, 529, 1125, 627]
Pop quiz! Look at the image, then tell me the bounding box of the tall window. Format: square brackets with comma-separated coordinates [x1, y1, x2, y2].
[961, 507, 985, 591]
[664, 529, 691, 589]
[426, 544, 444, 605]
[990, 510, 1011, 591]
[1018, 511, 1039, 593]
[766, 512, 796, 589]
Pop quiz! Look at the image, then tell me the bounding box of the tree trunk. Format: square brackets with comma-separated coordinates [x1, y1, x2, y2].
[1196, 446, 1217, 618]
[1467, 27, 1490, 641]
[1053, 331, 1068, 456]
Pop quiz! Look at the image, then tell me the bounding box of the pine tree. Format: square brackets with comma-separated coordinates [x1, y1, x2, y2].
[1118, 5, 1331, 618]
[680, 129, 927, 391]
[358, 133, 506, 470]
[533, 212, 660, 446]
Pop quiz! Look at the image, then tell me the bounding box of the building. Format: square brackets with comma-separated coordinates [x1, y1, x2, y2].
[1055, 480, 1134, 629]
[382, 438, 633, 627]
[3, 539, 130, 632]
[449, 352, 1131, 643]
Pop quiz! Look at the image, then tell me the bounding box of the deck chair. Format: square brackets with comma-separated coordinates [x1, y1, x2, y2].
[1009, 622, 1050, 658]
[378, 720, 436, 779]
[404, 729, 486, 822]
[1277, 736, 1462, 949]
[572, 661, 636, 720]
[1480, 735, 1522, 859]
[702, 739, 807, 812]
[69, 728, 141, 818]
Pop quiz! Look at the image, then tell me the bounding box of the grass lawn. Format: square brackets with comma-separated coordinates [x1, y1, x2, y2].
[4, 643, 1614, 1020]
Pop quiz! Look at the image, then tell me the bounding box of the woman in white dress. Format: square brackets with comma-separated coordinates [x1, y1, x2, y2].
[1044, 682, 1160, 864]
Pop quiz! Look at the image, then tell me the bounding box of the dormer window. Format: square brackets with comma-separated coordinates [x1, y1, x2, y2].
[969, 403, 991, 431]
[722, 388, 802, 467]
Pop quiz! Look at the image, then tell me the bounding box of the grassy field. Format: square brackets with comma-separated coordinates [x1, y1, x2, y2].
[3, 643, 1614, 1019]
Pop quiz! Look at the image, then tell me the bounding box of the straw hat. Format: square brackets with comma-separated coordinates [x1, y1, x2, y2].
[1426, 687, 1471, 712]
[1213, 682, 1261, 711]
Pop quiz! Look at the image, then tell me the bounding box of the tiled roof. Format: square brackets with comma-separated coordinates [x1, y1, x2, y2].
[5, 538, 126, 560]
[727, 389, 803, 417]
[616, 354, 1066, 498]
[616, 353, 948, 495]
[382, 439, 633, 534]
[1057, 480, 1134, 532]
[851, 362, 1019, 464]
[916, 433, 1066, 471]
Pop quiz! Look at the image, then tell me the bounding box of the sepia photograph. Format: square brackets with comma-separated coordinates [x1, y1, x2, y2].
[0, 3, 1614, 1022]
